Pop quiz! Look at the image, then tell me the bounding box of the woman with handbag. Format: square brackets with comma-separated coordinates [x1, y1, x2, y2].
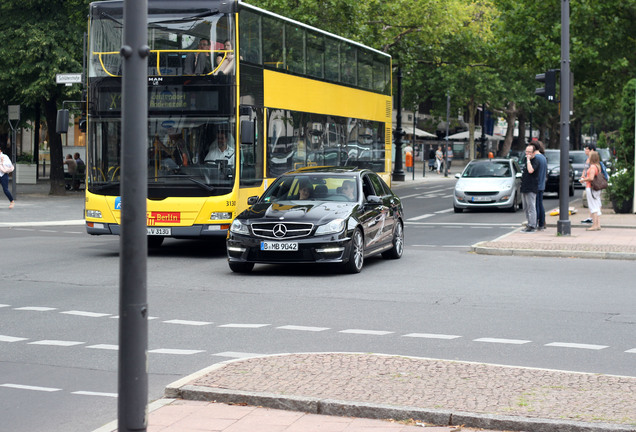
[580, 150, 602, 231]
[0, 147, 15, 209]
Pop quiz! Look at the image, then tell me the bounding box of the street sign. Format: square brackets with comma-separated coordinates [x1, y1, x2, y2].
[56, 73, 83, 85]
[8, 105, 20, 121]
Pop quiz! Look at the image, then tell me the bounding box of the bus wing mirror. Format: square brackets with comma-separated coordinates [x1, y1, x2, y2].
[240, 120, 255, 145]
[56, 109, 70, 134]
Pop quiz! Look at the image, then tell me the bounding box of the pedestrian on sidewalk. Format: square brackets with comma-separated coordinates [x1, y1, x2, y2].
[580, 143, 608, 224]
[580, 150, 602, 231]
[435, 146, 444, 174]
[0, 147, 15, 209]
[520, 143, 539, 233]
[534, 141, 547, 230]
[446, 144, 453, 172]
[428, 147, 436, 172]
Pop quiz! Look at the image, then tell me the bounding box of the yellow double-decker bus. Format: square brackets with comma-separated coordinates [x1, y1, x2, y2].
[85, 0, 392, 247]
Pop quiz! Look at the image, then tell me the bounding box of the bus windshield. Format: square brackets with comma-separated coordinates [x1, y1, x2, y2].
[89, 7, 234, 77]
[88, 115, 236, 197]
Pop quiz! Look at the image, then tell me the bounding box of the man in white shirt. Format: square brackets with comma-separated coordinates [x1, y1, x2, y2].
[204, 131, 235, 166]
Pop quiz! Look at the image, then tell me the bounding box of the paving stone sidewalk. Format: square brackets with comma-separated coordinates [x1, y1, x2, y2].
[165, 353, 636, 432]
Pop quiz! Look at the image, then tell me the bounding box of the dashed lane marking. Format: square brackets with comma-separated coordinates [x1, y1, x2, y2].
[148, 348, 205, 355]
[86, 344, 119, 350]
[407, 214, 434, 221]
[13, 306, 57, 312]
[213, 352, 263, 358]
[339, 329, 394, 336]
[29, 340, 84, 347]
[626, 348, 636, 353]
[0, 384, 61, 392]
[71, 391, 117, 398]
[61, 310, 111, 318]
[474, 338, 532, 345]
[403, 333, 461, 340]
[545, 342, 609, 350]
[163, 319, 213, 326]
[277, 325, 330, 332]
[0, 335, 28, 342]
[218, 323, 270, 328]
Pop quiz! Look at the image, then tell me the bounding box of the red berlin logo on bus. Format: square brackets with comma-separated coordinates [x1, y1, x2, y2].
[147, 212, 181, 225]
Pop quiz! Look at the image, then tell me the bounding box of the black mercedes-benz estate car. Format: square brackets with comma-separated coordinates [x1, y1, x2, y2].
[226, 167, 404, 273]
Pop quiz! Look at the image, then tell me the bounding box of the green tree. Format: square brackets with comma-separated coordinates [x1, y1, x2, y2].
[0, 0, 88, 194]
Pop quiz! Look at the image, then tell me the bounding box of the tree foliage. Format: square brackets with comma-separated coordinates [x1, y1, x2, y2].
[0, 0, 88, 194]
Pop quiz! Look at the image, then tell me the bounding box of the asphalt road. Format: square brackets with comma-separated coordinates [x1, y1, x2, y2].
[1, 182, 633, 431]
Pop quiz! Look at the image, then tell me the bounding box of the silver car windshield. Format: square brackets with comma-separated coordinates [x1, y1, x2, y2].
[462, 161, 512, 178]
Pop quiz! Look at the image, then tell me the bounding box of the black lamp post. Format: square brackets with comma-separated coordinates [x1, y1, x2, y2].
[392, 68, 405, 182]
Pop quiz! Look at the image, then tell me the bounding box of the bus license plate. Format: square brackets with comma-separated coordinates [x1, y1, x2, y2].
[147, 227, 171, 235]
[261, 241, 298, 251]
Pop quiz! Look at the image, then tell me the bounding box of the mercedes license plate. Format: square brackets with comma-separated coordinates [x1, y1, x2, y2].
[147, 227, 171, 235]
[470, 196, 490, 202]
[261, 241, 298, 251]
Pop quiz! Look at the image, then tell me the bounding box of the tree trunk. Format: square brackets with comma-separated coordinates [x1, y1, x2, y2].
[467, 97, 476, 160]
[43, 97, 67, 195]
[500, 101, 517, 157]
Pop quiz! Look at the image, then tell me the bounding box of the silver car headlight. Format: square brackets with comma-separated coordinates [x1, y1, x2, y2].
[315, 218, 345, 235]
[230, 219, 249, 235]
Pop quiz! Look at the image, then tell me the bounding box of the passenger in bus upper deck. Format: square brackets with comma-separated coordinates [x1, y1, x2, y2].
[214, 40, 238, 76]
[184, 38, 212, 74]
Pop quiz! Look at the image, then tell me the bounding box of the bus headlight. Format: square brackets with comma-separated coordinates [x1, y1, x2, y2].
[230, 219, 249, 235]
[210, 212, 232, 220]
[86, 210, 102, 218]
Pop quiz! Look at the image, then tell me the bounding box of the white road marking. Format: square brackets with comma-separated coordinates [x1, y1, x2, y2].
[1, 384, 61, 392]
[218, 323, 270, 328]
[86, 344, 119, 350]
[61, 310, 111, 318]
[0, 304, 10, 308]
[72, 391, 118, 398]
[148, 348, 204, 355]
[213, 352, 263, 358]
[29, 340, 85, 347]
[0, 335, 28, 343]
[474, 338, 531, 345]
[545, 342, 608, 350]
[626, 348, 636, 354]
[407, 214, 434, 221]
[403, 333, 461, 340]
[277, 325, 330, 332]
[14, 306, 57, 312]
[399, 193, 421, 199]
[163, 319, 213, 326]
[339, 329, 393, 336]
[435, 208, 454, 213]
[0, 220, 84, 227]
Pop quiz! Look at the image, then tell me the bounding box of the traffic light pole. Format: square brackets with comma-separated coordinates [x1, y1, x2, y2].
[558, 0, 571, 236]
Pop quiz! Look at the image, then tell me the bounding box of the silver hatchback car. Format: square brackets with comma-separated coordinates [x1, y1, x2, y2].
[453, 158, 523, 213]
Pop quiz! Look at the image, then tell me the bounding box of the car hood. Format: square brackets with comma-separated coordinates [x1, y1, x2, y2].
[456, 177, 515, 191]
[238, 201, 358, 224]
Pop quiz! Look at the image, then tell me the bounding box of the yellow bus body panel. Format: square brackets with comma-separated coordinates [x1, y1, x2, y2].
[264, 70, 390, 123]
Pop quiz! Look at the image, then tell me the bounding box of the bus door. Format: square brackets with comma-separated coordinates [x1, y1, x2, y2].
[237, 105, 264, 215]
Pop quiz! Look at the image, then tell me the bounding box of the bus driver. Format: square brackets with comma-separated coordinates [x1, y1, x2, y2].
[204, 130, 235, 166]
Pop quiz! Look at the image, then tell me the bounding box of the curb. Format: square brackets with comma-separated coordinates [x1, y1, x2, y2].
[168, 384, 635, 432]
[471, 243, 636, 260]
[163, 354, 636, 432]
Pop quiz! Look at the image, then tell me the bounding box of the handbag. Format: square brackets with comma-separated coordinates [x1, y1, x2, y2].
[0, 155, 14, 174]
[590, 165, 607, 191]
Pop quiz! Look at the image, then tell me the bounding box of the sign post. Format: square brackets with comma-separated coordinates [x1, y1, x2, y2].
[8, 105, 20, 197]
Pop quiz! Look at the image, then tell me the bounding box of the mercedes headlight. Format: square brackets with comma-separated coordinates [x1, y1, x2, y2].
[229, 219, 249, 235]
[315, 219, 345, 235]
